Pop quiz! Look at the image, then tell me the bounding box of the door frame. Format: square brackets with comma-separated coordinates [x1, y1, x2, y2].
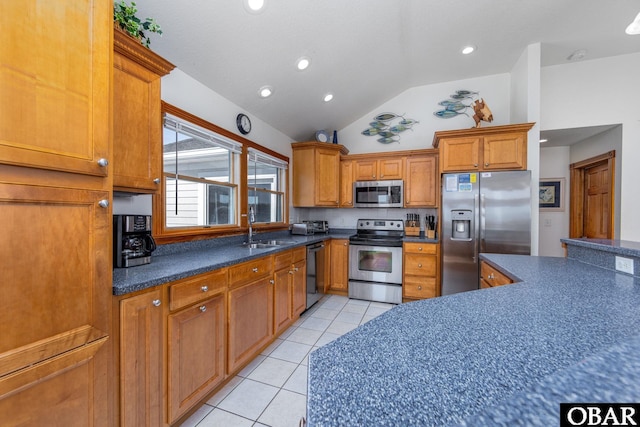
[569, 150, 615, 238]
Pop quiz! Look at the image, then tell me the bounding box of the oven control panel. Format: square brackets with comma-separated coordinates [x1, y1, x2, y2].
[356, 219, 405, 231]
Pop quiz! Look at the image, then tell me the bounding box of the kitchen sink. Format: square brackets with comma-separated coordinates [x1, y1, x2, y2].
[242, 239, 297, 249]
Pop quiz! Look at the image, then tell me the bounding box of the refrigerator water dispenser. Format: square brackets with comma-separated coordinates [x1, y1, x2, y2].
[451, 210, 472, 240]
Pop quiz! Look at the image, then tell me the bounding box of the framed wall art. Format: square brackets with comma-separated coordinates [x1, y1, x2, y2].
[539, 178, 565, 211]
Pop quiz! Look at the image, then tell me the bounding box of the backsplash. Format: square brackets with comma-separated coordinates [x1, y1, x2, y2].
[295, 207, 438, 231]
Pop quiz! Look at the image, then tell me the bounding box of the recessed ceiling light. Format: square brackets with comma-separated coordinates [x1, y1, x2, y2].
[626, 11, 640, 35]
[323, 93, 334, 102]
[259, 85, 273, 98]
[461, 45, 476, 55]
[296, 57, 311, 71]
[567, 49, 587, 61]
[244, 0, 265, 13]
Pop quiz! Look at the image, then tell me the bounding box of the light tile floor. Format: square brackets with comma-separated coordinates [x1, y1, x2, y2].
[178, 295, 394, 427]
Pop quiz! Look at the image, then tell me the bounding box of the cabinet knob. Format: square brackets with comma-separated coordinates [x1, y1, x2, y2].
[485, 163, 489, 167]
[199, 305, 207, 313]
[343, 242, 348, 246]
[418, 247, 423, 251]
[252, 267, 259, 273]
[201, 285, 208, 292]
[153, 178, 161, 184]
[474, 163, 478, 167]
[270, 279, 275, 284]
[417, 286, 422, 291]
[488, 273, 495, 279]
[152, 299, 161, 307]
[98, 199, 109, 208]
[294, 267, 299, 272]
[372, 175, 376, 178]
[97, 158, 108, 167]
[380, 174, 384, 178]
[418, 263, 422, 268]
[288, 270, 294, 275]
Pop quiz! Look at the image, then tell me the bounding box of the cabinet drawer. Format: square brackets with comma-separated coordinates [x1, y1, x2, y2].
[274, 250, 293, 271]
[170, 268, 227, 311]
[403, 278, 437, 299]
[403, 242, 437, 254]
[480, 261, 513, 287]
[229, 256, 273, 288]
[291, 246, 306, 263]
[404, 253, 437, 276]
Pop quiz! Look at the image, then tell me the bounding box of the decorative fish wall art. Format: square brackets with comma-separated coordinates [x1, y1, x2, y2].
[361, 112, 419, 144]
[434, 90, 494, 128]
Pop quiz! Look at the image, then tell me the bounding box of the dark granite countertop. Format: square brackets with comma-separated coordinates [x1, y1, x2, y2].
[307, 253, 640, 426]
[112, 230, 354, 296]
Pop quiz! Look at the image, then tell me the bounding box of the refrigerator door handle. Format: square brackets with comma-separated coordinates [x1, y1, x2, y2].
[480, 193, 486, 252]
[474, 194, 479, 263]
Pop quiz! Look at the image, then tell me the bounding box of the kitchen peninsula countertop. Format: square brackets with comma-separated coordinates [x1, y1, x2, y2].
[112, 230, 355, 296]
[307, 244, 640, 426]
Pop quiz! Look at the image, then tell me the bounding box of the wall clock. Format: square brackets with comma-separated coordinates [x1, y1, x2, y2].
[236, 113, 251, 135]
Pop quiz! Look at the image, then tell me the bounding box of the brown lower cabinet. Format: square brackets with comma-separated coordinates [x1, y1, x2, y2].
[329, 239, 349, 294]
[480, 261, 515, 288]
[403, 242, 440, 301]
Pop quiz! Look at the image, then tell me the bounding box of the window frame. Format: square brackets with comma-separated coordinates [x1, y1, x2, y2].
[155, 102, 289, 244]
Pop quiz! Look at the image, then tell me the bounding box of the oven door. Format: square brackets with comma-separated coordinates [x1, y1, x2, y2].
[348, 244, 403, 284]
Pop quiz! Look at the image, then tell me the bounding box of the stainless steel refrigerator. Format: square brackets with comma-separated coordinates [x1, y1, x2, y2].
[441, 171, 531, 295]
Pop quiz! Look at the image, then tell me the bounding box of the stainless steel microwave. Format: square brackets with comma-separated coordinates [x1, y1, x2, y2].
[353, 180, 404, 208]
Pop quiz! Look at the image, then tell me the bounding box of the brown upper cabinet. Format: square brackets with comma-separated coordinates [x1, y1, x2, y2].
[113, 29, 175, 192]
[340, 160, 355, 207]
[433, 123, 535, 173]
[353, 158, 403, 181]
[405, 154, 438, 207]
[292, 142, 349, 207]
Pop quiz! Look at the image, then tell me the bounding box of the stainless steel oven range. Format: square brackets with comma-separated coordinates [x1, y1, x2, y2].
[348, 219, 404, 304]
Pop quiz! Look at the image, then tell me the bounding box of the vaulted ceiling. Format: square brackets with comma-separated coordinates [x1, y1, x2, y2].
[132, 0, 640, 141]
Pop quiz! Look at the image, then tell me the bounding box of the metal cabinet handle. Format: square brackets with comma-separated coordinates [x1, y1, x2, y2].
[488, 273, 495, 279]
[252, 267, 258, 273]
[97, 158, 108, 167]
[288, 270, 294, 275]
[270, 279, 275, 284]
[98, 199, 109, 208]
[294, 267, 299, 272]
[201, 285, 208, 292]
[152, 299, 161, 307]
[199, 305, 207, 313]
[153, 178, 161, 184]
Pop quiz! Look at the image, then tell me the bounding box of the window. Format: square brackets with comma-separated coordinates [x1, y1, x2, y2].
[247, 147, 287, 224]
[163, 114, 241, 228]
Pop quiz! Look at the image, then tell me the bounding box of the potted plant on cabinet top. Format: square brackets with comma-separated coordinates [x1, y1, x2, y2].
[113, 0, 162, 48]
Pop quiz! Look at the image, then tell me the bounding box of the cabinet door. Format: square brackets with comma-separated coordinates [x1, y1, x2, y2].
[405, 155, 438, 207]
[291, 259, 307, 317]
[112, 48, 161, 191]
[168, 294, 225, 424]
[120, 290, 164, 427]
[354, 160, 377, 181]
[482, 132, 527, 170]
[440, 137, 480, 172]
[0, 1, 110, 177]
[227, 278, 273, 373]
[329, 240, 349, 292]
[274, 268, 292, 335]
[378, 158, 403, 180]
[315, 148, 340, 206]
[0, 182, 111, 426]
[340, 160, 354, 207]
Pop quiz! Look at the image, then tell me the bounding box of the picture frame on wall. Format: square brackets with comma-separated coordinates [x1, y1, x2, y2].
[539, 178, 565, 211]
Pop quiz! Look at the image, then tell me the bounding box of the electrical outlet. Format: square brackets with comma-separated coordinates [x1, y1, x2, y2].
[615, 256, 634, 275]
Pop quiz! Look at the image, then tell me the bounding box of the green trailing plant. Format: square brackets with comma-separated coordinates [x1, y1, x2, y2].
[113, 1, 162, 48]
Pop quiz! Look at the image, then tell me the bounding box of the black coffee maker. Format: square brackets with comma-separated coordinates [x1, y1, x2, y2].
[113, 215, 156, 268]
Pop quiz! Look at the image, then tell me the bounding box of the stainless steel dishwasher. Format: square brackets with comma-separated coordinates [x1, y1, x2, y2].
[306, 242, 326, 309]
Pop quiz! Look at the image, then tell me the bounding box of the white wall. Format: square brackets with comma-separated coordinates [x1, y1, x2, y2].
[538, 146, 570, 256]
[338, 74, 511, 154]
[541, 53, 640, 241]
[510, 43, 541, 255]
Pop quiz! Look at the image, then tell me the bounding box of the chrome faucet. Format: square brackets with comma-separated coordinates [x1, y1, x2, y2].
[248, 206, 255, 243]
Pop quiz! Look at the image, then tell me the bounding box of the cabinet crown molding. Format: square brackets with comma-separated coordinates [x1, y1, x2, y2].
[114, 28, 175, 76]
[432, 122, 535, 148]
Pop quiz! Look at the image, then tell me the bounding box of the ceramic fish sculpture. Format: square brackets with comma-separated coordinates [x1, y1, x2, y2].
[361, 112, 418, 143]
